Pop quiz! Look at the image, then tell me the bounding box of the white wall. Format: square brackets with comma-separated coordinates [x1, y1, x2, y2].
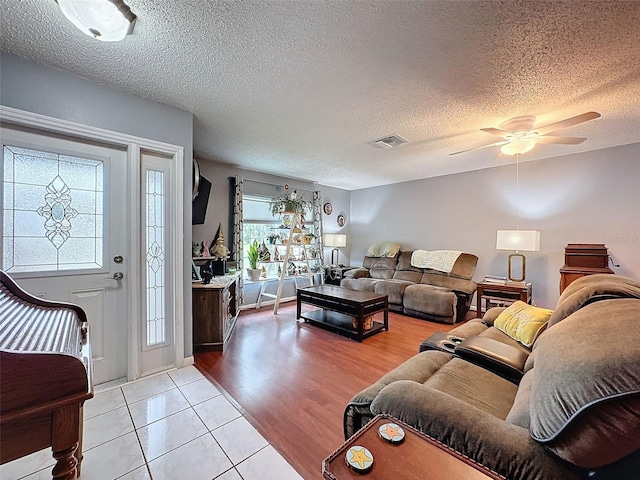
[350, 143, 640, 308]
[0, 53, 196, 356]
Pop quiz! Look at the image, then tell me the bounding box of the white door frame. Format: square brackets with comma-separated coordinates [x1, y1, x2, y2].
[0, 105, 185, 381]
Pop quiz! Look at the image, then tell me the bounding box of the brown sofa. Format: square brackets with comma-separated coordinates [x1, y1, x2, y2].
[341, 250, 478, 324]
[343, 274, 640, 480]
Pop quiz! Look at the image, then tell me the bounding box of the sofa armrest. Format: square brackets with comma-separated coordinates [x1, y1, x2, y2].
[451, 280, 477, 296]
[454, 336, 528, 384]
[481, 307, 507, 326]
[343, 267, 370, 279]
[370, 381, 581, 480]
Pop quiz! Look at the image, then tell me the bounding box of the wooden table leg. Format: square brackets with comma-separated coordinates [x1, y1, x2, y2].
[51, 405, 80, 480]
[383, 305, 389, 330]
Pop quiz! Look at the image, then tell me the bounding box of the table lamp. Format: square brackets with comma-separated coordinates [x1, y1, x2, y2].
[324, 234, 347, 266]
[496, 230, 540, 282]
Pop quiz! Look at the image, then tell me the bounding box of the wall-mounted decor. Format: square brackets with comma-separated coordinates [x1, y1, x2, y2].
[337, 214, 346, 227]
[323, 202, 333, 215]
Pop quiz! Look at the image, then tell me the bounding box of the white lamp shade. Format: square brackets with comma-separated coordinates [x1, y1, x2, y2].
[58, 0, 136, 41]
[496, 230, 540, 252]
[324, 233, 347, 248]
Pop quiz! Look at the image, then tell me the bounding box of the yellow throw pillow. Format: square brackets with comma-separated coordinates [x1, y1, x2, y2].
[494, 301, 553, 347]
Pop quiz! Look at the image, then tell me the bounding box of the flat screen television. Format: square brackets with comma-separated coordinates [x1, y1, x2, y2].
[192, 175, 211, 225]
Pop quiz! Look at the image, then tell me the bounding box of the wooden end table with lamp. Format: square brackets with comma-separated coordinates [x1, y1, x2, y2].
[476, 281, 532, 318]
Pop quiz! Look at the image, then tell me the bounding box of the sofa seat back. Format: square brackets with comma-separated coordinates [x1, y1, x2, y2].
[505, 296, 640, 469]
[362, 254, 399, 279]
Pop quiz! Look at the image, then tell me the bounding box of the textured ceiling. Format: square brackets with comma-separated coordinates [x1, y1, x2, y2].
[1, 0, 639, 190]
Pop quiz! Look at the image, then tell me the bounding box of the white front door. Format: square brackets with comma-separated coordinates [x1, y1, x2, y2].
[1, 125, 129, 385]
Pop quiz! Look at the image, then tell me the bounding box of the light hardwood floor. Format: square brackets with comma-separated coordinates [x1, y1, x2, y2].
[196, 301, 472, 479]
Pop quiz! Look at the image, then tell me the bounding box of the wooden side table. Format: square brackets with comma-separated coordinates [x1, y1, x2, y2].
[476, 282, 532, 318]
[322, 414, 503, 479]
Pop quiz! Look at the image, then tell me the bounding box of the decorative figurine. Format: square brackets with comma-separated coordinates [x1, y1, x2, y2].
[200, 260, 213, 284]
[201, 241, 212, 257]
[258, 241, 271, 262]
[192, 241, 201, 257]
[210, 223, 230, 259]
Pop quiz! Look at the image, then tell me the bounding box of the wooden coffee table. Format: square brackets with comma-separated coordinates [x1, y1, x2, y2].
[296, 285, 388, 341]
[323, 415, 504, 479]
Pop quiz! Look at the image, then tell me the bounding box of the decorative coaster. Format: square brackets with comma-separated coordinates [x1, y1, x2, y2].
[378, 422, 405, 444]
[345, 445, 373, 473]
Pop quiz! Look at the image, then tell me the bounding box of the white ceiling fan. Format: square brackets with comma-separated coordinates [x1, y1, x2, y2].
[450, 111, 601, 156]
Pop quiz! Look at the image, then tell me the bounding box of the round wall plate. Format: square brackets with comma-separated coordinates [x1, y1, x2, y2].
[323, 202, 333, 215]
[337, 214, 345, 227]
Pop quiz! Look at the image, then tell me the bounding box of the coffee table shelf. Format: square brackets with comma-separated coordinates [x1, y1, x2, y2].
[299, 309, 386, 340]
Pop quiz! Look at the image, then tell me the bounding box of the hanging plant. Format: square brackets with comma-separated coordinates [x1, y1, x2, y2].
[268, 185, 312, 217]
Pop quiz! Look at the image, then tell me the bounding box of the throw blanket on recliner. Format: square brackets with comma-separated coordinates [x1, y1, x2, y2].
[411, 250, 462, 273]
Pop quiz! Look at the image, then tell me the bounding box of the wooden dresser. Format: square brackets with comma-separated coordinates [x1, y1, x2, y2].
[559, 244, 614, 294]
[192, 273, 240, 352]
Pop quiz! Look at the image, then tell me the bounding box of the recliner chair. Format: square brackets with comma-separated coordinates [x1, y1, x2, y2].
[344, 274, 640, 480]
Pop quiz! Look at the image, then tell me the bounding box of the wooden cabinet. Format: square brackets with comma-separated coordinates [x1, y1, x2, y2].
[559, 244, 613, 294]
[192, 273, 240, 352]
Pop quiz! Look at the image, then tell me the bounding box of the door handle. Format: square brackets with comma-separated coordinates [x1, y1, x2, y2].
[105, 272, 124, 280]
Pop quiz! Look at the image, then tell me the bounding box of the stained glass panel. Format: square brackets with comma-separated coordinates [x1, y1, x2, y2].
[2, 145, 104, 273]
[145, 169, 166, 346]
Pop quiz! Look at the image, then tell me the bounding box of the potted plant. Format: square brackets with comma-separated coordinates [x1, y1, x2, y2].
[247, 240, 261, 281]
[303, 232, 316, 245]
[267, 233, 280, 244]
[268, 187, 312, 217]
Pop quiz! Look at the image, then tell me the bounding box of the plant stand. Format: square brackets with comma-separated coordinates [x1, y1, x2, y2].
[257, 212, 317, 314]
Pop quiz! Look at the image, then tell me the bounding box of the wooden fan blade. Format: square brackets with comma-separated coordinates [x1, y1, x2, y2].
[450, 140, 508, 156]
[535, 112, 601, 136]
[535, 136, 587, 145]
[480, 127, 510, 137]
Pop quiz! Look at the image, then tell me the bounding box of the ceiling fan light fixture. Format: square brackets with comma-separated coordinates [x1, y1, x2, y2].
[500, 139, 537, 156]
[56, 0, 137, 41]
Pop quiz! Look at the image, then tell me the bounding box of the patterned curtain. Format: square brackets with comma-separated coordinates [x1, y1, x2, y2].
[312, 190, 325, 270]
[232, 176, 244, 304]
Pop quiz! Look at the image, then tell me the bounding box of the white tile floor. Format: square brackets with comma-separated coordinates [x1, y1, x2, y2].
[1, 366, 303, 480]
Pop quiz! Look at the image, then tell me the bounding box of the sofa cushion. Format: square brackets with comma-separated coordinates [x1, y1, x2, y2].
[506, 369, 533, 429]
[403, 284, 457, 317]
[422, 358, 519, 419]
[373, 279, 414, 305]
[366, 242, 401, 258]
[494, 301, 552, 347]
[420, 273, 477, 295]
[342, 267, 370, 279]
[341, 277, 378, 292]
[529, 298, 640, 468]
[393, 271, 422, 283]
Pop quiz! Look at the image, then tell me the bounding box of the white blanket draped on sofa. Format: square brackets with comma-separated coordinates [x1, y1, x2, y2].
[411, 250, 463, 273]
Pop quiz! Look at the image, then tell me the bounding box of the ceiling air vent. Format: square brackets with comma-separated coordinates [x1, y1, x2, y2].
[370, 134, 409, 149]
